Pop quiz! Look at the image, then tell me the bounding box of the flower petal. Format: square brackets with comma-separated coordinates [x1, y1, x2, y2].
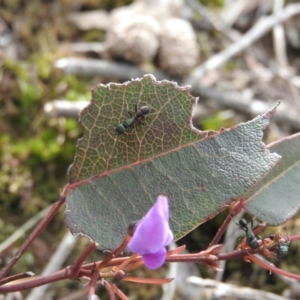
[127, 195, 173, 269]
[142, 248, 167, 269]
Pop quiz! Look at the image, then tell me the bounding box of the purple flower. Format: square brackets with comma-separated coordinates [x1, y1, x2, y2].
[128, 195, 173, 269]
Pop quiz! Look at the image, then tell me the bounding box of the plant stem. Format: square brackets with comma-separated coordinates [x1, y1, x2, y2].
[0, 196, 65, 280]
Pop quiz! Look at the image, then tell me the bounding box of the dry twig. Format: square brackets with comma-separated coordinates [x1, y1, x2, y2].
[184, 3, 300, 87]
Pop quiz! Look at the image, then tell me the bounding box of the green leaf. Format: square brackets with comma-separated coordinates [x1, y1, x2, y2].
[244, 133, 300, 226]
[68, 75, 199, 183]
[65, 75, 280, 250]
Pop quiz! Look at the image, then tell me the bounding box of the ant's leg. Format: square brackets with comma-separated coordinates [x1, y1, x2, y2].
[124, 99, 134, 117]
[253, 222, 266, 235]
[125, 99, 130, 112]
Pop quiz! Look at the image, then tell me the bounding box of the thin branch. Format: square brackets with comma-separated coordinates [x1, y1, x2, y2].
[215, 210, 245, 281]
[2, 239, 300, 293]
[186, 276, 288, 300]
[189, 0, 300, 107]
[273, 0, 288, 69]
[68, 242, 98, 280]
[44, 100, 88, 118]
[210, 200, 245, 246]
[272, 0, 300, 106]
[54, 57, 170, 81]
[191, 85, 300, 130]
[0, 270, 67, 293]
[184, 3, 300, 87]
[0, 272, 34, 286]
[87, 294, 100, 300]
[97, 234, 131, 271]
[0, 196, 66, 280]
[70, 42, 106, 54]
[48, 60, 300, 130]
[186, 0, 241, 41]
[25, 231, 77, 300]
[248, 255, 300, 281]
[110, 283, 128, 300]
[161, 242, 179, 300]
[0, 206, 51, 253]
[87, 265, 99, 297]
[103, 281, 116, 300]
[123, 276, 172, 284]
[121, 256, 143, 274]
[222, 0, 253, 27]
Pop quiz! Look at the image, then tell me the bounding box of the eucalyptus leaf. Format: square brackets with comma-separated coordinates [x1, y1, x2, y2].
[244, 133, 300, 226]
[65, 75, 280, 250]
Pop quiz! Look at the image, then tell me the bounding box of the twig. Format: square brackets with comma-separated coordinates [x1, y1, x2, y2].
[1, 240, 300, 293]
[0, 272, 34, 286]
[272, 0, 300, 105]
[87, 294, 100, 300]
[215, 210, 245, 281]
[87, 264, 99, 298]
[110, 282, 128, 300]
[68, 242, 98, 280]
[161, 242, 178, 300]
[192, 85, 300, 130]
[70, 42, 106, 54]
[57, 287, 89, 300]
[0, 206, 51, 253]
[210, 200, 245, 246]
[44, 100, 88, 118]
[44, 88, 300, 130]
[273, 0, 288, 70]
[51, 57, 300, 129]
[103, 281, 116, 300]
[221, 0, 253, 27]
[278, 275, 300, 299]
[4, 291, 22, 300]
[191, 0, 300, 108]
[0, 196, 66, 280]
[248, 255, 300, 281]
[54, 58, 170, 81]
[186, 276, 288, 300]
[97, 235, 131, 271]
[186, 0, 236, 38]
[184, 3, 300, 87]
[0, 270, 67, 293]
[25, 231, 77, 300]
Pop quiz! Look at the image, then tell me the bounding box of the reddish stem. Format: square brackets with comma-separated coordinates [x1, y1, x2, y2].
[111, 282, 128, 300]
[88, 264, 99, 296]
[289, 234, 300, 241]
[0, 196, 66, 280]
[3, 237, 300, 294]
[0, 269, 67, 292]
[123, 258, 144, 273]
[103, 280, 116, 300]
[210, 199, 245, 246]
[97, 235, 131, 271]
[79, 269, 93, 277]
[248, 255, 300, 280]
[68, 242, 98, 279]
[0, 272, 34, 286]
[123, 276, 172, 284]
[217, 249, 256, 260]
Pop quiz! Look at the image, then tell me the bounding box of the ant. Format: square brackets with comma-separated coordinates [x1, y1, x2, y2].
[115, 104, 151, 135]
[235, 218, 291, 260]
[235, 218, 262, 250]
[265, 232, 290, 259]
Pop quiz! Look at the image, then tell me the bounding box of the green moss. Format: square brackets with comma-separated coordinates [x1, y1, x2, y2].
[202, 111, 234, 131]
[200, 0, 224, 9]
